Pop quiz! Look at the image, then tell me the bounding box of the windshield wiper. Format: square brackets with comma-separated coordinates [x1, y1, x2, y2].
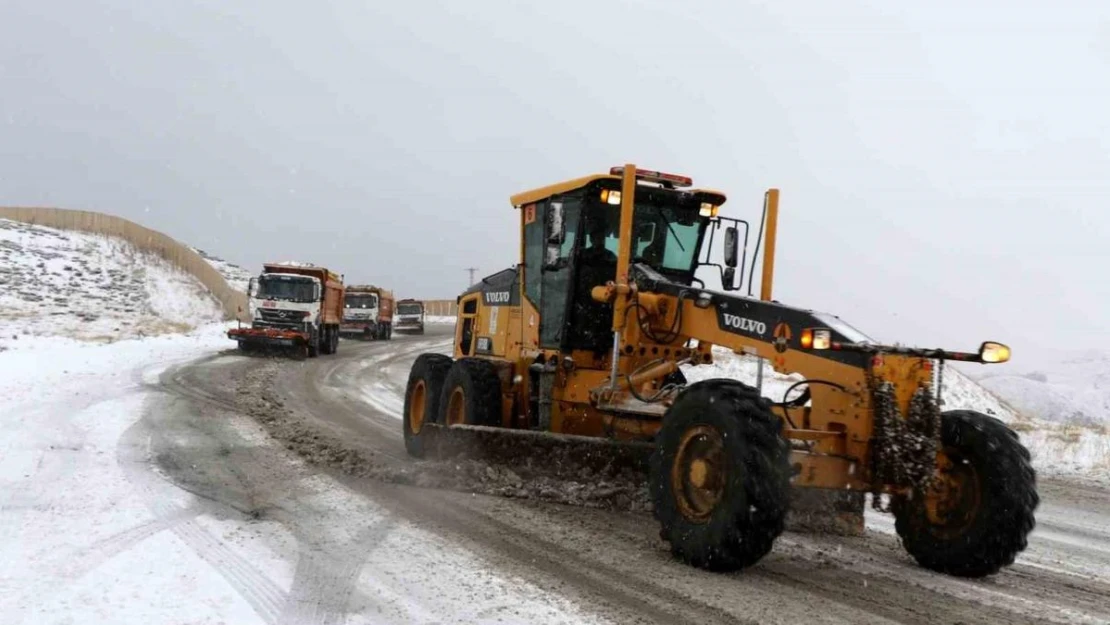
[647, 205, 685, 252]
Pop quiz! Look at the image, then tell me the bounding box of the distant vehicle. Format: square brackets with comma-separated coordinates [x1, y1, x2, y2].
[394, 299, 425, 334]
[341, 285, 394, 340]
[228, 262, 344, 357]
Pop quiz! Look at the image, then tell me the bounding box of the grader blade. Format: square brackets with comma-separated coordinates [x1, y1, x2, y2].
[421, 423, 653, 479]
[419, 424, 864, 534]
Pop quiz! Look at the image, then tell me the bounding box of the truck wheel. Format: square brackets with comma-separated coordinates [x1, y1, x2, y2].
[386, 324, 392, 340]
[438, 358, 502, 427]
[307, 329, 320, 358]
[320, 327, 333, 355]
[892, 410, 1037, 577]
[403, 354, 454, 457]
[650, 379, 791, 572]
[330, 326, 339, 354]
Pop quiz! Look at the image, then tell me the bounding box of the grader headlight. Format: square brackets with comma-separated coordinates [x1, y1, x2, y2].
[800, 328, 832, 350]
[699, 202, 719, 218]
[600, 189, 622, 205]
[812, 329, 832, 350]
[979, 341, 1011, 364]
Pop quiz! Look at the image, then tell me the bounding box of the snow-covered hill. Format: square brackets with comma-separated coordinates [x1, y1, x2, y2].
[976, 352, 1110, 426]
[192, 247, 253, 292]
[0, 219, 224, 345]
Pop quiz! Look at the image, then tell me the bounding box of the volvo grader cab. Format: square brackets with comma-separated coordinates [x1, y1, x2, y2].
[402, 164, 1037, 577]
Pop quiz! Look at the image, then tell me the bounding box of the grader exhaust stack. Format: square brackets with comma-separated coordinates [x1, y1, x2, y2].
[400, 164, 1035, 579]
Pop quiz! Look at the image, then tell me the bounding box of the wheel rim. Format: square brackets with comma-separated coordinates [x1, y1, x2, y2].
[409, 379, 427, 434]
[446, 387, 466, 426]
[923, 448, 982, 538]
[670, 425, 727, 523]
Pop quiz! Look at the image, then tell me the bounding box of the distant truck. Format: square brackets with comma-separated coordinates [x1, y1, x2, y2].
[341, 285, 394, 340]
[228, 262, 345, 357]
[393, 299, 426, 334]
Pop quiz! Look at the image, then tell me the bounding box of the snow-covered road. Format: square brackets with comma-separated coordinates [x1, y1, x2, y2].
[3, 325, 1110, 624]
[0, 327, 605, 624]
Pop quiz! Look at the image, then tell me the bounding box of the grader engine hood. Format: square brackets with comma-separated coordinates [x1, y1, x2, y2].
[630, 263, 872, 368]
[630, 263, 1009, 367]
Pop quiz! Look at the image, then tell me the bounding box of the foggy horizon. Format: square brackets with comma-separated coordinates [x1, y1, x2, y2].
[2, 0, 1107, 369]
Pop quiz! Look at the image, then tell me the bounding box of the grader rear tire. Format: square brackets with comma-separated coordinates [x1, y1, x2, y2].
[650, 379, 791, 572]
[438, 358, 502, 427]
[892, 410, 1038, 577]
[402, 354, 453, 458]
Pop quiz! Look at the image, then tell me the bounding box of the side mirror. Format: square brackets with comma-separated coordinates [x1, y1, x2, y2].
[722, 267, 738, 291]
[723, 226, 739, 268]
[543, 201, 567, 271]
[314, 284, 322, 301]
[543, 243, 564, 270]
[247, 277, 256, 297]
[546, 201, 565, 244]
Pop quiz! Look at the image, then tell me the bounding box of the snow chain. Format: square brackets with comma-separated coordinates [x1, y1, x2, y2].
[869, 381, 942, 512]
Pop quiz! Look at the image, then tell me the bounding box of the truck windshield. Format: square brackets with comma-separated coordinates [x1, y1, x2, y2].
[257, 275, 316, 302]
[345, 295, 378, 309]
[397, 303, 422, 315]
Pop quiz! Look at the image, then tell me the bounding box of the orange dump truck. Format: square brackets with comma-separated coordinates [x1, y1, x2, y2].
[228, 262, 345, 357]
[340, 285, 394, 340]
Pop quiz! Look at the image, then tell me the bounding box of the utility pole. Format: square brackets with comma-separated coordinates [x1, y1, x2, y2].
[465, 267, 478, 286]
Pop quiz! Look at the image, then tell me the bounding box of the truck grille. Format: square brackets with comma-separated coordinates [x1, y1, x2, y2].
[257, 309, 305, 328]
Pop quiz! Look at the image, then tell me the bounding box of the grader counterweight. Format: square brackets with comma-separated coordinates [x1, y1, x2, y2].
[402, 164, 1037, 577]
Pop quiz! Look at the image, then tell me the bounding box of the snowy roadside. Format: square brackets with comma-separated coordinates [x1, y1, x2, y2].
[0, 324, 609, 624]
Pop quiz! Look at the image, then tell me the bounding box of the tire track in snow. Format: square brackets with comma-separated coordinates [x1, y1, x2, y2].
[278, 517, 397, 625]
[117, 393, 288, 624]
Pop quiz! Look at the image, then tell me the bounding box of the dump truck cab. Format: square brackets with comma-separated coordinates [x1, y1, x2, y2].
[394, 299, 426, 334]
[229, 262, 345, 357]
[341, 285, 394, 340]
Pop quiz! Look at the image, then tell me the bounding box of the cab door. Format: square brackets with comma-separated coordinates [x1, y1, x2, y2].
[523, 195, 581, 350]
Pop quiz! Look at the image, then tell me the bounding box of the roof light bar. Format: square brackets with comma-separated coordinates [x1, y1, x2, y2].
[609, 166, 693, 188]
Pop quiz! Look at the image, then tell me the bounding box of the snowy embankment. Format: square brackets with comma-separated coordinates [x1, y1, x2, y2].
[192, 247, 253, 293]
[970, 353, 1110, 482]
[684, 347, 1109, 483]
[0, 219, 223, 345]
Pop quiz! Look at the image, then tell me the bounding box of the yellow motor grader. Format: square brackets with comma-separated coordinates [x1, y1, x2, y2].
[402, 164, 1037, 577]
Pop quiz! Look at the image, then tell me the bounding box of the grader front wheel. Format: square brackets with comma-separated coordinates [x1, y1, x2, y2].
[650, 379, 791, 572]
[893, 410, 1038, 577]
[438, 358, 503, 427]
[402, 354, 453, 457]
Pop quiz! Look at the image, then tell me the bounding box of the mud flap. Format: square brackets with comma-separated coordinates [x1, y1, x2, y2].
[785, 488, 865, 536]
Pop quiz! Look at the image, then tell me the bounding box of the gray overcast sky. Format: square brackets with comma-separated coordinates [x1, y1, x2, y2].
[1, 0, 1107, 367]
